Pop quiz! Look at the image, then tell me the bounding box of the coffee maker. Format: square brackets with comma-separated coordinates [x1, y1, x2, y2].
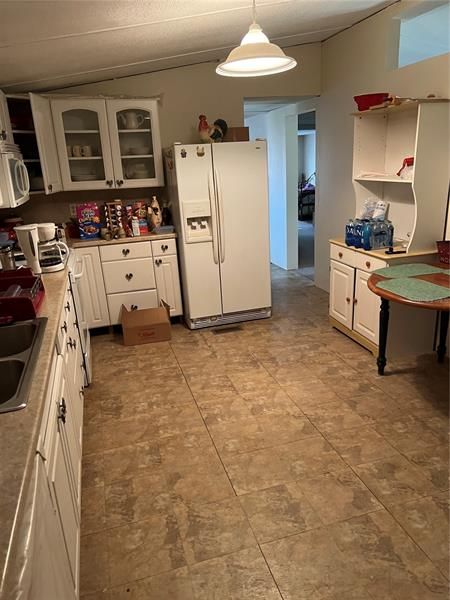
[14, 223, 69, 273]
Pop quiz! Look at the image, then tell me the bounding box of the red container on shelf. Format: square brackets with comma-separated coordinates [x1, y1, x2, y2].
[353, 93, 390, 111]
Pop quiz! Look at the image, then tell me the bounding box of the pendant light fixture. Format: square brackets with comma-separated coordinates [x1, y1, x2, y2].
[216, 0, 297, 77]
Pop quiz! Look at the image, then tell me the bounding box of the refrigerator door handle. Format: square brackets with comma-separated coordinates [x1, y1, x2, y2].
[215, 169, 225, 263]
[208, 171, 219, 265]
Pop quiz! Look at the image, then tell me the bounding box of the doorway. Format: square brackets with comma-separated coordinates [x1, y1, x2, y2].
[297, 110, 316, 279]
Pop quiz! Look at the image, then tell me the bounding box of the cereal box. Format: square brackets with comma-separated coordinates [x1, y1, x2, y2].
[76, 203, 101, 239]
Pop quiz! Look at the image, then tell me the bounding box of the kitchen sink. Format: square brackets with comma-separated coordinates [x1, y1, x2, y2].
[0, 318, 47, 413]
[0, 322, 38, 358]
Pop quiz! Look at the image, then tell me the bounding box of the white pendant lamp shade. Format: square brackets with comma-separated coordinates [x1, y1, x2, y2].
[216, 20, 297, 77]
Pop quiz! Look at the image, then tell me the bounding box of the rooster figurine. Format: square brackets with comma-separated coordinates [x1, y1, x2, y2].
[198, 115, 228, 143]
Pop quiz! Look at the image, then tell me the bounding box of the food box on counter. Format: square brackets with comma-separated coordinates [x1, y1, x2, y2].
[76, 202, 101, 239]
[120, 301, 171, 345]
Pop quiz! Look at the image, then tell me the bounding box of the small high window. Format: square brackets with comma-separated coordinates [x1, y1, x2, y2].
[397, 1, 450, 68]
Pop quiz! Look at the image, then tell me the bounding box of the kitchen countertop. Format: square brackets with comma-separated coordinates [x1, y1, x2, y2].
[69, 231, 177, 249]
[0, 269, 68, 599]
[329, 238, 438, 261]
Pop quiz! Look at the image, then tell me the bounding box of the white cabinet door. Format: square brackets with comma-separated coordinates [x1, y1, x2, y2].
[29, 93, 62, 194]
[154, 254, 183, 316]
[106, 98, 164, 188]
[29, 457, 76, 600]
[353, 269, 380, 344]
[51, 430, 80, 592]
[74, 247, 110, 328]
[0, 90, 13, 144]
[329, 260, 355, 329]
[51, 98, 115, 190]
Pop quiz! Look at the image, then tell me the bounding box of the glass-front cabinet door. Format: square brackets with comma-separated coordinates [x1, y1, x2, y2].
[51, 99, 114, 191]
[106, 99, 164, 188]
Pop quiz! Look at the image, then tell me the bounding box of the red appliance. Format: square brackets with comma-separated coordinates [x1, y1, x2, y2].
[0, 268, 45, 322]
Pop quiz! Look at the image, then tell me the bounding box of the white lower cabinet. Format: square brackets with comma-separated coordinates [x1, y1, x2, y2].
[26, 276, 86, 599]
[154, 254, 183, 316]
[329, 242, 387, 350]
[329, 260, 355, 329]
[353, 269, 380, 344]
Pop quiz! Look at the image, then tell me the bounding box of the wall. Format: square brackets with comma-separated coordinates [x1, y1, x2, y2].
[55, 44, 321, 148]
[316, 0, 450, 291]
[246, 104, 299, 270]
[298, 131, 316, 182]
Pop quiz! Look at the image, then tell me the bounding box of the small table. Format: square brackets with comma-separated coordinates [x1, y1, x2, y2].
[368, 265, 450, 375]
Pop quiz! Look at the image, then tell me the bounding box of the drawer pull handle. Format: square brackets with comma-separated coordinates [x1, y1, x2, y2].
[338, 252, 343, 259]
[122, 248, 130, 256]
[58, 397, 67, 424]
[365, 261, 371, 269]
[353, 298, 358, 304]
[65, 301, 71, 312]
[106, 180, 113, 187]
[346, 297, 351, 303]
[61, 321, 67, 333]
[161, 244, 168, 251]
[117, 179, 124, 187]
[125, 273, 134, 280]
[131, 304, 138, 311]
[156, 258, 162, 266]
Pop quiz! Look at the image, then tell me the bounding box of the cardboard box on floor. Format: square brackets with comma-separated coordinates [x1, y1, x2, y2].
[120, 301, 171, 345]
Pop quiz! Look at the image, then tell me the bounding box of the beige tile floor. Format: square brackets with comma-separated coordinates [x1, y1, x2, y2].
[80, 267, 449, 599]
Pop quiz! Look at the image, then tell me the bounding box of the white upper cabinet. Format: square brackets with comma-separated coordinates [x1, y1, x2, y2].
[29, 94, 63, 194]
[107, 99, 164, 188]
[51, 97, 163, 191]
[51, 98, 115, 191]
[0, 90, 13, 144]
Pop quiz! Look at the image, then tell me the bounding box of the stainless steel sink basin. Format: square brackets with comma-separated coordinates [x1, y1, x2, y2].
[0, 322, 38, 358]
[0, 318, 47, 413]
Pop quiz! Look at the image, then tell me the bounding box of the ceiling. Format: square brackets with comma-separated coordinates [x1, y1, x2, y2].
[0, 0, 397, 92]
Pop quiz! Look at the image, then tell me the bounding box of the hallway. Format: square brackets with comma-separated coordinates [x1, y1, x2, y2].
[80, 267, 449, 599]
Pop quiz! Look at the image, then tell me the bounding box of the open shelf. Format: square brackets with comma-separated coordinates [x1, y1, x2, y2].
[355, 174, 413, 184]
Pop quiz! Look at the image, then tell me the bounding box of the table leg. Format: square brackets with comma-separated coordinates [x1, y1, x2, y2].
[437, 311, 449, 363]
[377, 298, 390, 375]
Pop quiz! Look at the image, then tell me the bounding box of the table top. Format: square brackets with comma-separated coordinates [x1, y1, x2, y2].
[368, 264, 450, 311]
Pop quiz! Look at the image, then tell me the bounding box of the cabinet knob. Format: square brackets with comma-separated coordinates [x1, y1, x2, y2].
[122, 248, 130, 256]
[0, 130, 6, 141]
[48, 184, 53, 192]
[125, 272, 133, 280]
[116, 179, 124, 186]
[155, 258, 162, 266]
[61, 321, 67, 333]
[106, 180, 114, 187]
[365, 261, 371, 269]
[353, 298, 358, 304]
[161, 244, 168, 252]
[131, 304, 138, 311]
[338, 252, 343, 259]
[346, 297, 351, 303]
[65, 301, 71, 312]
[58, 397, 67, 424]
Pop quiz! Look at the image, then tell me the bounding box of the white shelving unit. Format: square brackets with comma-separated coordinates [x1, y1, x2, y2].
[352, 99, 450, 252]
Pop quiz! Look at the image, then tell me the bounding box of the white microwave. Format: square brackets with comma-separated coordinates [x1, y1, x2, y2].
[0, 147, 30, 208]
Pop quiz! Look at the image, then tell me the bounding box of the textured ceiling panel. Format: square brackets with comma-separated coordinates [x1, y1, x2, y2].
[0, 0, 397, 91]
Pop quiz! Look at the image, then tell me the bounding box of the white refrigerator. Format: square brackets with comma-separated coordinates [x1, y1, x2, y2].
[166, 141, 271, 329]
